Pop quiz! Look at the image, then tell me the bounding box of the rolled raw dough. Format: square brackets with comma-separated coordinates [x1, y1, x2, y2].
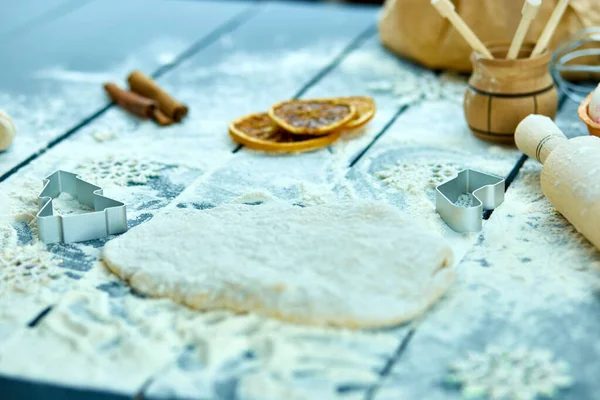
[102, 201, 455, 328]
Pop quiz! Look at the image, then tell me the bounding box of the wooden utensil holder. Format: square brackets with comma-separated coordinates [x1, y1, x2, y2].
[464, 42, 558, 144]
[577, 92, 600, 137]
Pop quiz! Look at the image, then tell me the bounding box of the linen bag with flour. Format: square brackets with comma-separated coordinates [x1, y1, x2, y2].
[378, 0, 600, 72]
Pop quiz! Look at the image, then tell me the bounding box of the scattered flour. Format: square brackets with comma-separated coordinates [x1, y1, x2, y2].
[374, 161, 600, 400]
[151, 309, 401, 399]
[51, 192, 93, 216]
[0, 245, 62, 293]
[76, 155, 163, 187]
[411, 163, 600, 342]
[0, 222, 17, 249]
[367, 70, 463, 105]
[1, 176, 42, 222]
[0, 29, 597, 400]
[232, 190, 276, 205]
[0, 35, 446, 398]
[92, 130, 117, 143]
[338, 48, 467, 107]
[375, 160, 460, 194]
[0, 290, 184, 394]
[185, 41, 346, 80]
[447, 345, 572, 400]
[1, 157, 598, 399]
[455, 193, 474, 208]
[295, 181, 331, 206]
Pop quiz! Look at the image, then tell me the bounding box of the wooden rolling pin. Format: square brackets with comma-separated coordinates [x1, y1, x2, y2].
[515, 115, 600, 250]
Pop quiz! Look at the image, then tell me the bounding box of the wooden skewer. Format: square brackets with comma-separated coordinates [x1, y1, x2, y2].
[431, 0, 493, 59]
[531, 0, 570, 57]
[507, 0, 541, 59]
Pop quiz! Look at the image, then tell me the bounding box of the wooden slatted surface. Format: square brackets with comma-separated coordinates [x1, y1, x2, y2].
[0, 1, 597, 399]
[0, 0, 90, 40]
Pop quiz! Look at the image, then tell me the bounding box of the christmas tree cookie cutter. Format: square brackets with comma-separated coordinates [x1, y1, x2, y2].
[36, 170, 127, 244]
[435, 169, 505, 232]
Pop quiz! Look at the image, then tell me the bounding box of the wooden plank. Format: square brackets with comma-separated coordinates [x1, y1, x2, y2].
[371, 100, 600, 400]
[0, 2, 381, 397]
[0, 0, 254, 180]
[0, 0, 89, 40]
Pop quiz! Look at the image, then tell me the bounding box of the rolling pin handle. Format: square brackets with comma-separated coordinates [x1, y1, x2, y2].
[515, 115, 568, 164]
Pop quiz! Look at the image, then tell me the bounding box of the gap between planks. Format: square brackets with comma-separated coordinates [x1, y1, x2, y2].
[364, 328, 415, 400]
[27, 305, 53, 328]
[348, 104, 410, 167]
[347, 70, 448, 168]
[0, 3, 261, 185]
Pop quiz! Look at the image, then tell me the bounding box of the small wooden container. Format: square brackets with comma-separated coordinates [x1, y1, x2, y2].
[464, 42, 558, 144]
[577, 92, 600, 137]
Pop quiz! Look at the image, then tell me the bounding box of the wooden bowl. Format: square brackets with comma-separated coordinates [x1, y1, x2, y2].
[578, 92, 600, 137]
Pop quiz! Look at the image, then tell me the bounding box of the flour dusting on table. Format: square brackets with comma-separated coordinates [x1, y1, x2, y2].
[447, 345, 572, 400]
[375, 160, 460, 194]
[0, 16, 598, 400]
[76, 155, 163, 187]
[51, 193, 93, 216]
[0, 245, 63, 293]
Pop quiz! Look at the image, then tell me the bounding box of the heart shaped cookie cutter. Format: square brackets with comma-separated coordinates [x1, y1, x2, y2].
[36, 170, 127, 244]
[435, 169, 505, 232]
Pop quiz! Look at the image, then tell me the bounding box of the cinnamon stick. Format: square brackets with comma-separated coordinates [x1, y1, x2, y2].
[127, 70, 188, 122]
[152, 109, 174, 126]
[104, 83, 157, 119]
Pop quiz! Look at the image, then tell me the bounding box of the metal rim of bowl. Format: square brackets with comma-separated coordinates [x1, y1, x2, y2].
[551, 27, 600, 103]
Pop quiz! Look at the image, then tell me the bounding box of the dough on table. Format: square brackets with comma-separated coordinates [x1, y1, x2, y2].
[102, 201, 455, 328]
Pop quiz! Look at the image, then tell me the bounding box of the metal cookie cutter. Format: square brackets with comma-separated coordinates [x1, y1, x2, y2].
[435, 169, 505, 232]
[36, 170, 127, 244]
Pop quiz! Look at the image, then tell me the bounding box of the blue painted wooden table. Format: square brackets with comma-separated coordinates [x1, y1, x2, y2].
[0, 1, 598, 399]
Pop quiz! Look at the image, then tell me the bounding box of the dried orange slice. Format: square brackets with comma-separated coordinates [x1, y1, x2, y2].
[268, 99, 356, 135]
[337, 96, 376, 129]
[229, 112, 341, 153]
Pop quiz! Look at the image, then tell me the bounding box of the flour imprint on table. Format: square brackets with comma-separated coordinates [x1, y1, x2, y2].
[102, 201, 455, 328]
[447, 345, 572, 400]
[0, 245, 63, 293]
[76, 155, 163, 187]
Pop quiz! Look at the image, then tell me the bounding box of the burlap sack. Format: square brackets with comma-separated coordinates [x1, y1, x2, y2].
[379, 0, 600, 72]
